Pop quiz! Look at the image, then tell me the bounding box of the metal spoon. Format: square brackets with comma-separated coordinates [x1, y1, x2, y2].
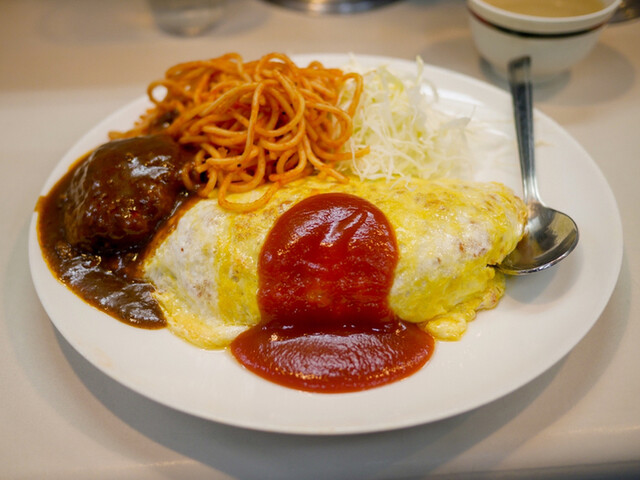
[497, 56, 579, 275]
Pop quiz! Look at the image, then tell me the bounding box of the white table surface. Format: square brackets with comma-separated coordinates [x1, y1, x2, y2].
[2, 0, 639, 478]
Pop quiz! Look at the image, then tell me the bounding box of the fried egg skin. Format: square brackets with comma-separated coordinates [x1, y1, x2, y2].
[143, 177, 526, 348]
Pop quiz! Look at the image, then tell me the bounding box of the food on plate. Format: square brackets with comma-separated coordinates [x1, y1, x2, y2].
[230, 191, 435, 392]
[61, 135, 186, 253]
[343, 58, 472, 181]
[110, 52, 369, 212]
[37, 134, 189, 327]
[36, 52, 527, 392]
[145, 175, 526, 351]
[37, 52, 366, 326]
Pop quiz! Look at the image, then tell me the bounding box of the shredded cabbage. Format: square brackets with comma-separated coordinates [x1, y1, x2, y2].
[339, 57, 472, 182]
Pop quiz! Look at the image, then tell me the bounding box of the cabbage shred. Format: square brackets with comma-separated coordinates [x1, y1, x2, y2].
[339, 58, 472, 182]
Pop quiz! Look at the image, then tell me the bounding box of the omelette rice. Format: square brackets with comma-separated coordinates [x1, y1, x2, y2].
[144, 176, 527, 348]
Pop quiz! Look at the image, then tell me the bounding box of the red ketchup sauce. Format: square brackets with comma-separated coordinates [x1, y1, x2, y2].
[230, 193, 435, 393]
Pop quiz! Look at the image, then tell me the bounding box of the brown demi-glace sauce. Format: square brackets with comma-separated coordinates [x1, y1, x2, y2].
[36, 134, 189, 328]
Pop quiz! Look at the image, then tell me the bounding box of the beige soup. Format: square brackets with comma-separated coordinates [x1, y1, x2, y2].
[484, 0, 605, 17]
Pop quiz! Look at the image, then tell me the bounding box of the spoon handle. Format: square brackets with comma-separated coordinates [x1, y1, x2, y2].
[508, 56, 540, 206]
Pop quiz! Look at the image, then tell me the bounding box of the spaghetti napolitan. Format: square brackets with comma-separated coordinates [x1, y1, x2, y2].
[110, 52, 369, 211]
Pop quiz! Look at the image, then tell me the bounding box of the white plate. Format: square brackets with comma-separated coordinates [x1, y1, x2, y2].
[28, 54, 623, 435]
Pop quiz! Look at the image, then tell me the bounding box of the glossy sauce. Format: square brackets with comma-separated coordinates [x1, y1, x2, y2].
[36, 135, 189, 328]
[231, 193, 434, 393]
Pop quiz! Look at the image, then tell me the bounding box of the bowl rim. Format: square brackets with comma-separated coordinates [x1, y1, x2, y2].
[467, 0, 622, 34]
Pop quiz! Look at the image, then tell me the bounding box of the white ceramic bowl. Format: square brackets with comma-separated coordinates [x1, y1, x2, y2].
[467, 0, 621, 80]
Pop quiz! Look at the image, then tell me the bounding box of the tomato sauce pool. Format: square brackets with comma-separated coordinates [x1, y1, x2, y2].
[230, 193, 435, 393]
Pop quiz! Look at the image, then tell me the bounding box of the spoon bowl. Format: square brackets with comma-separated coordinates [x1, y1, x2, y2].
[499, 202, 579, 275]
[497, 56, 579, 275]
